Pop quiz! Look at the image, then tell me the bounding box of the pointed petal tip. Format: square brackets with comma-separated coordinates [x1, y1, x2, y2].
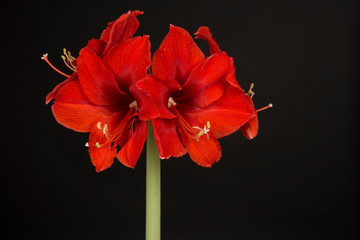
[169, 24, 177, 30]
[246, 135, 255, 140]
[119, 159, 136, 169]
[95, 165, 107, 172]
[194, 26, 209, 37]
[131, 10, 144, 16]
[45, 92, 54, 105]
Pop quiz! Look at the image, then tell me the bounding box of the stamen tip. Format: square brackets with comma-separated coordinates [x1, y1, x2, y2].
[85, 142, 89, 147]
[41, 53, 48, 59]
[269, 103, 273, 108]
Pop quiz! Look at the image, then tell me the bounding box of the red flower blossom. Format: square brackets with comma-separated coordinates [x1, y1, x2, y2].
[135, 25, 257, 167]
[51, 36, 157, 171]
[44, 10, 161, 171]
[43, 10, 144, 104]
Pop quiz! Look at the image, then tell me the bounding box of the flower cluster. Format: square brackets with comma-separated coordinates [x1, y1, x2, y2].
[43, 10, 271, 172]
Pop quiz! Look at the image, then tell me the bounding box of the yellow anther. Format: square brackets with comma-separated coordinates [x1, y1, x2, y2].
[63, 48, 75, 61]
[129, 100, 138, 110]
[246, 83, 255, 98]
[95, 142, 101, 148]
[61, 48, 77, 71]
[103, 124, 108, 135]
[192, 121, 211, 140]
[168, 97, 177, 108]
[97, 122, 102, 129]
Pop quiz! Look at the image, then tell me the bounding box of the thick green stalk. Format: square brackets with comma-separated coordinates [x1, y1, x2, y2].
[146, 121, 161, 240]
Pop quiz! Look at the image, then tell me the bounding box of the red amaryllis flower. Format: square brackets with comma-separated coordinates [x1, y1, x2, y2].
[43, 10, 144, 104]
[134, 25, 257, 167]
[49, 34, 158, 172]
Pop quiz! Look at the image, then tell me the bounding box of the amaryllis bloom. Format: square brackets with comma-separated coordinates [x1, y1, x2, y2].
[44, 10, 160, 171]
[135, 25, 259, 167]
[51, 36, 158, 171]
[43, 10, 144, 104]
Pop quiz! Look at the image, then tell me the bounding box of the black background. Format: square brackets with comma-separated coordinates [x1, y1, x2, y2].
[3, 0, 358, 239]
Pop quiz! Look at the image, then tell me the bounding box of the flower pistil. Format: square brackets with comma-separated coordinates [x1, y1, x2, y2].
[42, 49, 77, 77]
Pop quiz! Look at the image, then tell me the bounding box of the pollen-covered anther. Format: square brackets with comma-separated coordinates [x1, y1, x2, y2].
[168, 97, 177, 108]
[246, 83, 255, 98]
[102, 124, 109, 137]
[61, 48, 77, 71]
[95, 142, 102, 148]
[192, 121, 211, 141]
[129, 100, 138, 110]
[96, 122, 109, 138]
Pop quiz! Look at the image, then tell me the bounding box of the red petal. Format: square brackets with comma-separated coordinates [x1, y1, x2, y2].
[116, 119, 148, 168]
[240, 96, 258, 139]
[225, 65, 242, 90]
[88, 119, 117, 172]
[134, 76, 180, 119]
[103, 36, 151, 92]
[101, 10, 144, 56]
[51, 81, 114, 132]
[100, 22, 113, 43]
[181, 86, 256, 138]
[77, 47, 132, 106]
[129, 83, 159, 121]
[152, 25, 205, 85]
[182, 131, 221, 167]
[86, 39, 106, 56]
[195, 26, 221, 55]
[45, 74, 77, 105]
[152, 118, 186, 159]
[240, 114, 258, 139]
[172, 107, 221, 167]
[176, 52, 232, 107]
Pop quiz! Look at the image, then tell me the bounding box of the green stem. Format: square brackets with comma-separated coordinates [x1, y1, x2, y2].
[146, 121, 161, 240]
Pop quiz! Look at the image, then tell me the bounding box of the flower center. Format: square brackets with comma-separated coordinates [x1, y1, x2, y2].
[41, 48, 76, 78]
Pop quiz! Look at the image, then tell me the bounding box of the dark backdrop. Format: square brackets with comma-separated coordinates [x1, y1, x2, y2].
[3, 0, 358, 239]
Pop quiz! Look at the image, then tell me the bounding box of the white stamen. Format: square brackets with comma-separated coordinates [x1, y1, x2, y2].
[85, 142, 89, 147]
[168, 97, 177, 108]
[192, 121, 211, 140]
